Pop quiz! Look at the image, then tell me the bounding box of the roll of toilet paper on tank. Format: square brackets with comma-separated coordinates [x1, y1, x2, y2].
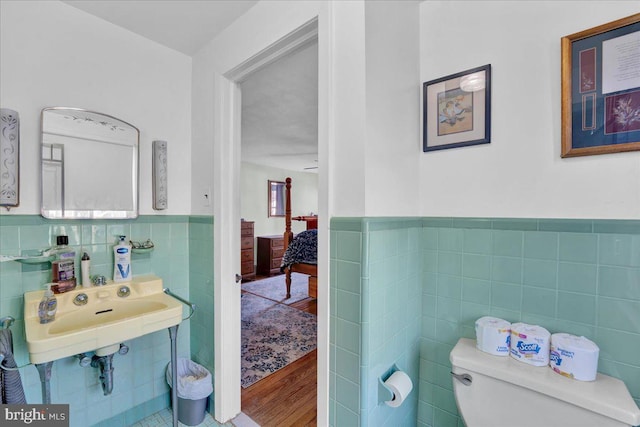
[509, 323, 551, 367]
[384, 370, 413, 408]
[549, 333, 599, 381]
[475, 316, 511, 356]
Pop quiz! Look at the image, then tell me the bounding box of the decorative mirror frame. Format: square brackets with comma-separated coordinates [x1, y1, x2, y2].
[40, 107, 140, 219]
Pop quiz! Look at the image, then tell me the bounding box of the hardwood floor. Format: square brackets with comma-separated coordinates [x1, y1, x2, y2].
[241, 275, 317, 427]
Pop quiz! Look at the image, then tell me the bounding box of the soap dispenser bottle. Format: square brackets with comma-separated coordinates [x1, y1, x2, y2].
[113, 235, 132, 282]
[38, 284, 57, 324]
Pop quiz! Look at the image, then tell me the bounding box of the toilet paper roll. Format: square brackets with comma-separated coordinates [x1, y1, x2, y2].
[475, 316, 511, 356]
[509, 323, 551, 367]
[549, 333, 599, 381]
[384, 370, 413, 408]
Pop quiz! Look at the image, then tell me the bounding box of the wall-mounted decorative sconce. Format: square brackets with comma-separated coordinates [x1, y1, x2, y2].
[152, 140, 168, 210]
[0, 108, 20, 210]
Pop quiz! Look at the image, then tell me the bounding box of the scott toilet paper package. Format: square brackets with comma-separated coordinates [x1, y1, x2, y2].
[475, 316, 511, 356]
[509, 323, 551, 366]
[549, 333, 599, 381]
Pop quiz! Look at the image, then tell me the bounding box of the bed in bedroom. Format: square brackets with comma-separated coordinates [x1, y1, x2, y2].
[280, 177, 318, 299]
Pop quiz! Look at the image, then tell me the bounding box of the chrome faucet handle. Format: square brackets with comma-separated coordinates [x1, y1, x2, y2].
[117, 286, 130, 298]
[73, 293, 89, 306]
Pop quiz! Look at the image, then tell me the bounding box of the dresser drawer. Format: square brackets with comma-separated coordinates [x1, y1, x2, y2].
[241, 236, 253, 250]
[271, 247, 284, 259]
[240, 221, 255, 281]
[270, 237, 284, 248]
[241, 248, 253, 262]
[271, 258, 283, 269]
[241, 260, 254, 275]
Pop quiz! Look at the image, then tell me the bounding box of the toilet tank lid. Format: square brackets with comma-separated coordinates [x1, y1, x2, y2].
[450, 338, 640, 426]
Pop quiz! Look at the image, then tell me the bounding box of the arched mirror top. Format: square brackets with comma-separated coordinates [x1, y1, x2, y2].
[41, 107, 139, 219]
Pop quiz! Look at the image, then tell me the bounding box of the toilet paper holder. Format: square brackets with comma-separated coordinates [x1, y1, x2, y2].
[378, 363, 400, 404]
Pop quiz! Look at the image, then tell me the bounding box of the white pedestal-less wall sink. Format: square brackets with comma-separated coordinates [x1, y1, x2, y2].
[24, 275, 182, 364]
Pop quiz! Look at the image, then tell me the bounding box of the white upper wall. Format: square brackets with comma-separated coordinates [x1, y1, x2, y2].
[419, 1, 640, 219]
[0, 0, 192, 215]
[365, 0, 420, 216]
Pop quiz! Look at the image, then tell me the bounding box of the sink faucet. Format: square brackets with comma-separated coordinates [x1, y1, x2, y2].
[92, 275, 107, 286]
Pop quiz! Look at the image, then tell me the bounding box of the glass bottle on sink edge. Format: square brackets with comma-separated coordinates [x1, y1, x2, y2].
[51, 235, 76, 294]
[38, 284, 57, 324]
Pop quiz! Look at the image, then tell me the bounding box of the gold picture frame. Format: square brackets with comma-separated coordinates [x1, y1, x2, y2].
[561, 13, 640, 157]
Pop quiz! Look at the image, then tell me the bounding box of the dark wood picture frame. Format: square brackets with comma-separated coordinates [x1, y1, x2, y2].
[423, 64, 491, 152]
[561, 13, 640, 157]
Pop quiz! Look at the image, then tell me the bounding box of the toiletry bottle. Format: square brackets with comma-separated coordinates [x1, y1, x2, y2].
[51, 235, 77, 293]
[38, 284, 57, 324]
[113, 235, 132, 282]
[81, 252, 91, 288]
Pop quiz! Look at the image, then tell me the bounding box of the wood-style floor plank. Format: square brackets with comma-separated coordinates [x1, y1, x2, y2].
[241, 287, 317, 427]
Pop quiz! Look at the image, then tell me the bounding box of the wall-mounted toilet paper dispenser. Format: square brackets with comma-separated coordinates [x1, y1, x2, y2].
[378, 364, 413, 408]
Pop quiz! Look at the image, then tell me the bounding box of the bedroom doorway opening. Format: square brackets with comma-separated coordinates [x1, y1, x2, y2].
[237, 35, 319, 425]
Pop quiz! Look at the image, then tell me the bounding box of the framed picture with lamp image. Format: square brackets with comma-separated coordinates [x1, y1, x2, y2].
[423, 64, 491, 152]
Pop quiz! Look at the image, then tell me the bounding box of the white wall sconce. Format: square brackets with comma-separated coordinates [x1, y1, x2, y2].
[152, 140, 168, 210]
[0, 108, 20, 210]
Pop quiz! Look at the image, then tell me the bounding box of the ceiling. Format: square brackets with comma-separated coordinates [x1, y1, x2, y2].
[62, 1, 259, 55]
[62, 0, 318, 173]
[241, 41, 318, 172]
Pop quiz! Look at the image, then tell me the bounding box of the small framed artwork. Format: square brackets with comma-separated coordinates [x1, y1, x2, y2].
[423, 64, 491, 152]
[561, 13, 640, 157]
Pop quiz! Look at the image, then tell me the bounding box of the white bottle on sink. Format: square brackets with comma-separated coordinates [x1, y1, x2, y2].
[113, 235, 132, 282]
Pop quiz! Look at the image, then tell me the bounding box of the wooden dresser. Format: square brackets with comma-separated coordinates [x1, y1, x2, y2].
[240, 221, 255, 281]
[256, 235, 285, 276]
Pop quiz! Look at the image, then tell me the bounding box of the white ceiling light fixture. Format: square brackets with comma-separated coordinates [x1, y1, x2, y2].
[460, 71, 486, 92]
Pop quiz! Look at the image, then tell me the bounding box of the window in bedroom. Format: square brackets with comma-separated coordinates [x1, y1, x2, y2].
[268, 180, 285, 217]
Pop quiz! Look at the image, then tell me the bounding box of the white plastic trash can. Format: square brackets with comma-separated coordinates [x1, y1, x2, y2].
[166, 358, 213, 426]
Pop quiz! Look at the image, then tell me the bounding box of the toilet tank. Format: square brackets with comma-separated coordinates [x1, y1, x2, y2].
[450, 338, 640, 427]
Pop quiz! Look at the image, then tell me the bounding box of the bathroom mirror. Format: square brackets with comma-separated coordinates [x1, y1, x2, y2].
[41, 107, 139, 219]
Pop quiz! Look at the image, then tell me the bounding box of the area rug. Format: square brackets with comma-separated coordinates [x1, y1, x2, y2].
[241, 272, 310, 304]
[241, 293, 317, 388]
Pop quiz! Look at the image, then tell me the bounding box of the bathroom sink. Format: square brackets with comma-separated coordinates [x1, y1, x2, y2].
[24, 275, 183, 364]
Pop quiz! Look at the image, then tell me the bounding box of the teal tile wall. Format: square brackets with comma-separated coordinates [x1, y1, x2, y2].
[188, 216, 214, 411]
[0, 215, 192, 426]
[331, 217, 640, 427]
[331, 218, 423, 427]
[419, 218, 640, 427]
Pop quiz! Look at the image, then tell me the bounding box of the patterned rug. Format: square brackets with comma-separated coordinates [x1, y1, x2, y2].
[241, 293, 317, 388]
[241, 272, 310, 304]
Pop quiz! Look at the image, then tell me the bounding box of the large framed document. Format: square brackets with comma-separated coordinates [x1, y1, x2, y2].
[561, 14, 640, 157]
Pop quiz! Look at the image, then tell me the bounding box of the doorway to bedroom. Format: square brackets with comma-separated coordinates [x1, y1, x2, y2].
[238, 38, 319, 426]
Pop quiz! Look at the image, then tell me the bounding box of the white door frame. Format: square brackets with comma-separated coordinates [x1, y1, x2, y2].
[213, 14, 331, 425]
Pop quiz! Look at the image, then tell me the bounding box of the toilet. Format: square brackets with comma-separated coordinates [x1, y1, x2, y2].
[450, 338, 640, 427]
